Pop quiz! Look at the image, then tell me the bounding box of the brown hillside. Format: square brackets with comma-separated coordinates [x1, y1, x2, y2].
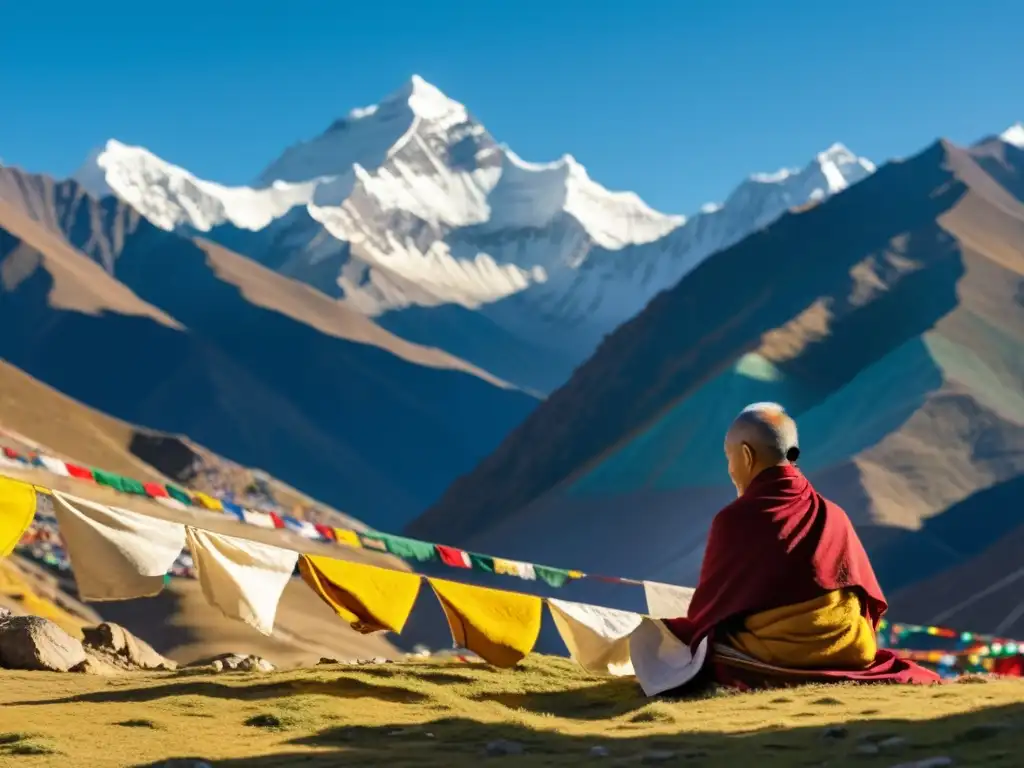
[410, 138, 1024, 634]
[0, 167, 538, 529]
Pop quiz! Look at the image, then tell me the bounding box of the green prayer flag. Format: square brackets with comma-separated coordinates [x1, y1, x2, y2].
[535, 565, 571, 588]
[92, 469, 125, 492]
[469, 553, 495, 573]
[166, 485, 193, 505]
[120, 477, 147, 495]
[362, 532, 438, 563]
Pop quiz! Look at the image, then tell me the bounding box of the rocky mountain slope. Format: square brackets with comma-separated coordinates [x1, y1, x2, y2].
[75, 76, 875, 392]
[0, 167, 538, 529]
[409, 133, 1024, 635]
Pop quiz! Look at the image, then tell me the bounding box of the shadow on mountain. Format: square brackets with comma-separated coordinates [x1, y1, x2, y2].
[378, 302, 572, 394]
[870, 470, 1024, 594]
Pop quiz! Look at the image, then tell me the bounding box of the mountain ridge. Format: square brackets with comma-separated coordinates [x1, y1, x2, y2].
[73, 77, 876, 391]
[0, 165, 537, 529]
[406, 134, 1024, 634]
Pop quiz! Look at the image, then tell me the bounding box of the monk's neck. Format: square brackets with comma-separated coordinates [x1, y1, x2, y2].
[743, 464, 803, 495]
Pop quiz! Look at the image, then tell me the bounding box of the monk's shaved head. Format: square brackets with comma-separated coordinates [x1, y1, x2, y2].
[726, 402, 800, 464]
[724, 403, 800, 494]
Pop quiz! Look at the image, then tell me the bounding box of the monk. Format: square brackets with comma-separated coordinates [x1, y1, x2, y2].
[664, 402, 938, 690]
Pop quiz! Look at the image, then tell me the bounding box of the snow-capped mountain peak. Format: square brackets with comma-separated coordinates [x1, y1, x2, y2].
[1001, 122, 1024, 148]
[67, 76, 882, 391]
[257, 75, 471, 186]
[483, 147, 684, 248]
[73, 139, 319, 231]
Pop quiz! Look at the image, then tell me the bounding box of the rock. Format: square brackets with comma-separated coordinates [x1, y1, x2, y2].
[82, 623, 177, 671]
[187, 653, 275, 673]
[71, 654, 123, 676]
[0, 607, 12, 622]
[318, 657, 339, 665]
[485, 740, 524, 756]
[860, 731, 898, 744]
[878, 736, 910, 752]
[589, 745, 610, 757]
[0, 615, 86, 671]
[955, 722, 1013, 742]
[888, 758, 954, 768]
[822, 725, 848, 740]
[641, 750, 676, 764]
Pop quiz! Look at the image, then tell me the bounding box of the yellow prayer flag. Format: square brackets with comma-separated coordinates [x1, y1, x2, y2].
[299, 555, 421, 634]
[333, 529, 363, 549]
[193, 492, 223, 511]
[0, 476, 37, 557]
[492, 558, 519, 576]
[428, 577, 542, 667]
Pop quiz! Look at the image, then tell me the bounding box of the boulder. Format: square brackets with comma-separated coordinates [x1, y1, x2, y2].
[71, 654, 123, 676]
[82, 622, 177, 671]
[187, 653, 275, 673]
[0, 615, 87, 671]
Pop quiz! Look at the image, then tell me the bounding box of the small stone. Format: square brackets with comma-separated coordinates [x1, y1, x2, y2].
[955, 722, 1012, 742]
[318, 657, 339, 665]
[860, 731, 898, 744]
[485, 739, 524, 756]
[855, 743, 880, 756]
[878, 736, 909, 752]
[822, 725, 848, 740]
[589, 745, 610, 757]
[641, 750, 676, 764]
[888, 758, 954, 768]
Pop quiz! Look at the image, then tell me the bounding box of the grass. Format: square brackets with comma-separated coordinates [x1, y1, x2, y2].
[1, 656, 1023, 766]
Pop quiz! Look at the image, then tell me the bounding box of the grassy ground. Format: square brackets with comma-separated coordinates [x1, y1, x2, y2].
[2, 657, 1023, 767]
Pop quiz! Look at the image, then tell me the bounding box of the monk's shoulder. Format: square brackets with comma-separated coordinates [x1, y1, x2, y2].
[712, 494, 761, 530]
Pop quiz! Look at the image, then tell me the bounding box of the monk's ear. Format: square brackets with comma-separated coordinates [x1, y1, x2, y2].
[741, 442, 755, 470]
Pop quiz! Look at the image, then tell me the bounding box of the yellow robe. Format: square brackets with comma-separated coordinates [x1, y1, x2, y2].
[728, 588, 877, 670]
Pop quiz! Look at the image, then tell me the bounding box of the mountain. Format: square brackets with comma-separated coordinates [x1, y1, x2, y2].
[0, 360, 402, 664]
[75, 76, 874, 392]
[408, 132, 1024, 634]
[0, 166, 538, 529]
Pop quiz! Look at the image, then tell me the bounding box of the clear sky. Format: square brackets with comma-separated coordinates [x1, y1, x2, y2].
[2, 0, 1021, 214]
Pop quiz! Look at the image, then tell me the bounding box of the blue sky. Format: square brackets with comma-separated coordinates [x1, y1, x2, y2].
[2, 0, 1021, 213]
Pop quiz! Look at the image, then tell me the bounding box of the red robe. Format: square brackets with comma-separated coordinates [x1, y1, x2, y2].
[666, 465, 938, 687]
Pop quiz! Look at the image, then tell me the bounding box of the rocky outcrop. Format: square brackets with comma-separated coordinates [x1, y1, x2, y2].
[186, 652, 275, 673]
[0, 616, 177, 674]
[0, 615, 87, 672]
[81, 622, 177, 671]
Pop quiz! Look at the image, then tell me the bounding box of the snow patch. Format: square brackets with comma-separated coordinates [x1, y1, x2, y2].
[1001, 123, 1024, 148]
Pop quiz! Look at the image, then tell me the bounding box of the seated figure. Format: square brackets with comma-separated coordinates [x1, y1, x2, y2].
[664, 402, 938, 690]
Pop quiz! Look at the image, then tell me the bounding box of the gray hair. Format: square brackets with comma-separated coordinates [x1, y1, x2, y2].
[726, 402, 800, 463]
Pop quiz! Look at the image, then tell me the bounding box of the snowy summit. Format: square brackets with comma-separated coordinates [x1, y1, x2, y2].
[73, 75, 878, 390]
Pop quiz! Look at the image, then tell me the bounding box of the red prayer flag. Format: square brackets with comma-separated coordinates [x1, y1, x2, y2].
[143, 482, 169, 498]
[2, 447, 19, 460]
[65, 464, 95, 481]
[269, 512, 286, 529]
[314, 523, 336, 541]
[436, 544, 471, 568]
